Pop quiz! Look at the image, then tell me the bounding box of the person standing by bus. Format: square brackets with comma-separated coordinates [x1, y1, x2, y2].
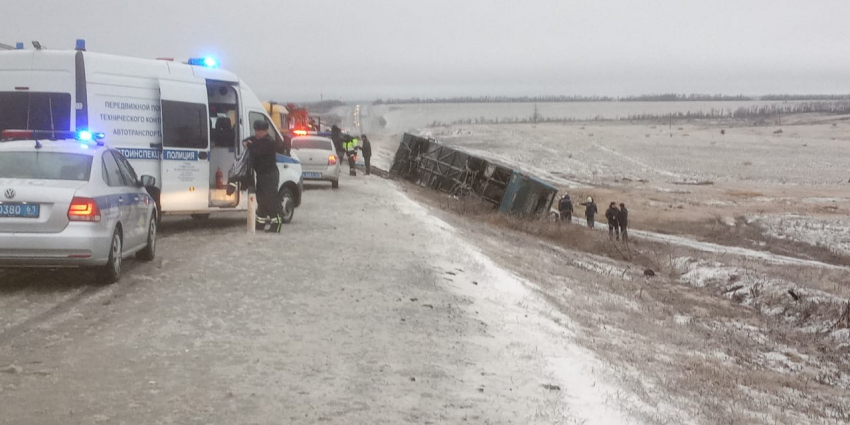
[243, 120, 283, 233]
[558, 194, 574, 223]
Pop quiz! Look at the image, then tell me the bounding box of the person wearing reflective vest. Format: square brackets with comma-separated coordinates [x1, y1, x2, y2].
[342, 136, 359, 176]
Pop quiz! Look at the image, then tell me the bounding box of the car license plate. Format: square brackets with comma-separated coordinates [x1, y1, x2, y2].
[303, 172, 321, 179]
[0, 203, 40, 218]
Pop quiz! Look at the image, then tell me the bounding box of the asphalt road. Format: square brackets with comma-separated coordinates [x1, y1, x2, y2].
[0, 167, 577, 424]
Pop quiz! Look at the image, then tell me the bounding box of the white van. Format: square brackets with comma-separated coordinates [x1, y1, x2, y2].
[0, 45, 303, 222]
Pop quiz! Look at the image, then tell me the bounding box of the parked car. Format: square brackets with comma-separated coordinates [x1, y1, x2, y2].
[291, 136, 340, 188]
[0, 130, 157, 284]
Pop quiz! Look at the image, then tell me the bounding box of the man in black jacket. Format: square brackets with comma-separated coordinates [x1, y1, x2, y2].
[243, 120, 283, 233]
[330, 125, 343, 158]
[618, 203, 629, 242]
[358, 135, 373, 175]
[605, 202, 620, 240]
[558, 194, 573, 223]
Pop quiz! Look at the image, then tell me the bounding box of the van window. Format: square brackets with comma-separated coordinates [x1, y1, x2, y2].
[102, 150, 126, 187]
[0, 92, 72, 132]
[162, 101, 208, 149]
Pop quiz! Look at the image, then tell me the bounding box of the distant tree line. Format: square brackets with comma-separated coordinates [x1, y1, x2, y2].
[304, 100, 346, 114]
[425, 101, 850, 127]
[376, 93, 850, 105]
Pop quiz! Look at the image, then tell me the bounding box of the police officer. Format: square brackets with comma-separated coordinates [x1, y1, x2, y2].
[358, 134, 373, 175]
[331, 125, 343, 157]
[243, 120, 283, 233]
[558, 194, 574, 223]
[342, 135, 359, 176]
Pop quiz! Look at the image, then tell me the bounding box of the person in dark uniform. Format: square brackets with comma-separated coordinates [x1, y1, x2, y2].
[358, 134, 373, 175]
[330, 125, 343, 158]
[618, 203, 629, 242]
[243, 120, 283, 233]
[558, 194, 573, 223]
[605, 202, 620, 240]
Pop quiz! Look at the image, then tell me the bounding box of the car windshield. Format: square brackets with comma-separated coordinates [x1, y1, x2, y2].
[0, 92, 73, 133]
[292, 138, 333, 150]
[0, 152, 93, 181]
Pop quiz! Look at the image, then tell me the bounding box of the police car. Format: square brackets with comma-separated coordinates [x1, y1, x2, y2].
[0, 130, 157, 284]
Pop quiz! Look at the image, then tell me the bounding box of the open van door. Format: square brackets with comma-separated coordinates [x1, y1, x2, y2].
[158, 79, 211, 213]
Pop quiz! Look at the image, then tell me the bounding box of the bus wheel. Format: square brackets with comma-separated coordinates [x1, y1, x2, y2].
[191, 214, 210, 220]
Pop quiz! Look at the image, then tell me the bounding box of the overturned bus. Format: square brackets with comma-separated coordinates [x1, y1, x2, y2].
[390, 133, 557, 216]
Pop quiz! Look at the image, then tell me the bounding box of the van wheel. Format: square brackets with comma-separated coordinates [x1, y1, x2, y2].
[136, 214, 157, 261]
[331, 179, 339, 189]
[191, 213, 210, 220]
[279, 187, 295, 224]
[97, 229, 122, 285]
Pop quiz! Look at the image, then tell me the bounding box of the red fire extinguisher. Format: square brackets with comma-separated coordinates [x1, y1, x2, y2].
[215, 167, 224, 189]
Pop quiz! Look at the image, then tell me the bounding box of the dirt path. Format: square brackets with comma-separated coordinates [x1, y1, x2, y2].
[0, 168, 633, 424]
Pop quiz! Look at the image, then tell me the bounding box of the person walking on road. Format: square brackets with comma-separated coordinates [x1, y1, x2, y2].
[342, 135, 359, 176]
[618, 203, 629, 242]
[605, 202, 620, 240]
[243, 120, 283, 233]
[580, 196, 598, 229]
[558, 194, 574, 223]
[357, 135, 373, 175]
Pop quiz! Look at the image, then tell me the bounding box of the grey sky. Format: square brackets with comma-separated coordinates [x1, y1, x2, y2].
[3, 0, 850, 101]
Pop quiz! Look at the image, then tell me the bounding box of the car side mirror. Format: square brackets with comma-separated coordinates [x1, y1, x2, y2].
[140, 175, 156, 188]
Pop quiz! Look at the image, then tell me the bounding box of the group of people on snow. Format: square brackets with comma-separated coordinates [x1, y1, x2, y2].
[331, 125, 372, 176]
[557, 194, 629, 241]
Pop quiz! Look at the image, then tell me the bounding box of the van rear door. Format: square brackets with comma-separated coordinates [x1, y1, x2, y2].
[158, 79, 210, 213]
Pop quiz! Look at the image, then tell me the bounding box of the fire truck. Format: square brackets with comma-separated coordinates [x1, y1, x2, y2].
[263, 102, 319, 136]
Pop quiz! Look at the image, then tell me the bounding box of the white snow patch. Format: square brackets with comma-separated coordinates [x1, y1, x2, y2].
[393, 189, 649, 424]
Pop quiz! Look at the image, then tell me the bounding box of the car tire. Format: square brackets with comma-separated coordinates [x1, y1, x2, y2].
[279, 187, 295, 224]
[331, 179, 339, 189]
[97, 228, 122, 285]
[190, 213, 210, 220]
[136, 214, 157, 261]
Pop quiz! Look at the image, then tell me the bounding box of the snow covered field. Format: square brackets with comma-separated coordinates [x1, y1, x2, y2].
[346, 101, 850, 423]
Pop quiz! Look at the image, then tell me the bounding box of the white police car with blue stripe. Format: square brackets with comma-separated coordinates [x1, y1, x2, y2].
[0, 130, 157, 284]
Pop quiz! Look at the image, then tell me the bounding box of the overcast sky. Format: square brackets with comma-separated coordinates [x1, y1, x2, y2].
[3, 0, 850, 101]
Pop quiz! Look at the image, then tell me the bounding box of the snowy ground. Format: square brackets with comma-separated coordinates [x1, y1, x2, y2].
[0, 168, 640, 424]
[338, 102, 850, 423]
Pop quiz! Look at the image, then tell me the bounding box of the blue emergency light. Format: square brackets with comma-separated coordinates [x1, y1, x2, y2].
[76, 131, 105, 142]
[188, 56, 219, 68]
[15, 42, 23, 50]
[75, 39, 86, 51]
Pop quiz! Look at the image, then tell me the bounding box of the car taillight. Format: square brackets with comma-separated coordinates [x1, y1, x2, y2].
[68, 197, 101, 222]
[328, 154, 338, 165]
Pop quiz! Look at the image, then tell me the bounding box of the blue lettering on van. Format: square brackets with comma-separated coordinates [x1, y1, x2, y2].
[163, 150, 198, 161]
[117, 148, 161, 160]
